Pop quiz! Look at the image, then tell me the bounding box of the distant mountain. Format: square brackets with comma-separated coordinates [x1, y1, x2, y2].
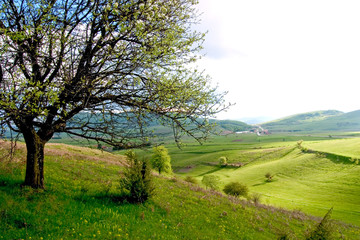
[262, 110, 360, 132]
[263, 110, 343, 126]
[146, 119, 252, 138]
[210, 119, 253, 132]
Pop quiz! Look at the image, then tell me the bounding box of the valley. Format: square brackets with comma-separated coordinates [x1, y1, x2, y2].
[130, 133, 360, 226]
[2, 109, 360, 239]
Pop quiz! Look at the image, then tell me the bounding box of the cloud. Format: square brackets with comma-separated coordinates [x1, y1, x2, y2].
[195, 0, 360, 120]
[202, 44, 248, 59]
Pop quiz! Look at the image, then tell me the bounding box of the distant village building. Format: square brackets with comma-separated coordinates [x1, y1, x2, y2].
[235, 131, 250, 134]
[235, 128, 269, 136]
[256, 129, 269, 136]
[222, 125, 269, 136]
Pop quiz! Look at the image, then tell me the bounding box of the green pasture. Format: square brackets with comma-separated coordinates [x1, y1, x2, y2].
[49, 132, 360, 226]
[3, 132, 360, 238]
[133, 134, 360, 226]
[3, 142, 358, 239]
[303, 138, 360, 158]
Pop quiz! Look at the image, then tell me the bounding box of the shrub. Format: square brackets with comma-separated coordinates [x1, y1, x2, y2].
[202, 175, 220, 190]
[184, 176, 198, 184]
[301, 147, 309, 153]
[296, 140, 303, 149]
[218, 156, 227, 166]
[306, 208, 335, 240]
[249, 192, 262, 205]
[223, 182, 249, 197]
[350, 158, 359, 165]
[265, 172, 273, 182]
[316, 152, 326, 158]
[297, 140, 310, 153]
[119, 150, 154, 203]
[150, 146, 172, 174]
[278, 232, 291, 240]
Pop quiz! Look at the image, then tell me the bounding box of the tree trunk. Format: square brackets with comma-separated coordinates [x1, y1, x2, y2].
[22, 129, 46, 189]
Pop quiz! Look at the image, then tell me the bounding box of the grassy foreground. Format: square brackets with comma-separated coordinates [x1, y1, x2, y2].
[1, 140, 359, 239]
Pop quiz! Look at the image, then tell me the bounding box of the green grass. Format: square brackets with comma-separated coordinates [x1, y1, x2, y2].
[263, 110, 360, 132]
[303, 138, 360, 159]
[1, 140, 359, 239]
[218, 148, 360, 225]
[125, 134, 360, 227]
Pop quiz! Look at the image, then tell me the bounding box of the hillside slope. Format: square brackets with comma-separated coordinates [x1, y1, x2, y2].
[1, 141, 359, 239]
[263, 110, 360, 132]
[44, 116, 252, 144]
[163, 136, 360, 226]
[210, 119, 253, 132]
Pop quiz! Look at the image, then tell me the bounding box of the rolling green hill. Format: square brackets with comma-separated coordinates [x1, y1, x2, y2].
[43, 114, 252, 144]
[1, 140, 359, 239]
[210, 119, 253, 132]
[263, 110, 360, 132]
[147, 119, 252, 136]
[135, 134, 360, 227]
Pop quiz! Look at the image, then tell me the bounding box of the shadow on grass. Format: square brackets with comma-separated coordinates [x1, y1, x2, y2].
[252, 182, 267, 187]
[197, 166, 222, 177]
[325, 152, 358, 165]
[74, 190, 154, 207]
[73, 192, 130, 205]
[252, 179, 278, 187]
[303, 149, 359, 165]
[0, 176, 24, 190]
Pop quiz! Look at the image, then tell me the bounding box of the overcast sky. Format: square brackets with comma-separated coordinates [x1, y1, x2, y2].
[195, 0, 360, 121]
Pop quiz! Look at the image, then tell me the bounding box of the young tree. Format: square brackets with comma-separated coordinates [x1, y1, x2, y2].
[0, 0, 229, 188]
[202, 175, 220, 190]
[218, 156, 227, 166]
[307, 208, 335, 240]
[119, 150, 154, 203]
[150, 145, 172, 174]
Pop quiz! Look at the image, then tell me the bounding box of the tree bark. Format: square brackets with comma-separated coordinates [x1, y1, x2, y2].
[22, 128, 46, 189]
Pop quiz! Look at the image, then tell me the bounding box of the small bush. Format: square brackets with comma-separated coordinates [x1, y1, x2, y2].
[218, 156, 227, 166]
[296, 140, 303, 148]
[278, 232, 291, 240]
[350, 158, 359, 165]
[223, 182, 249, 197]
[306, 208, 335, 240]
[249, 192, 262, 205]
[119, 150, 154, 203]
[316, 152, 326, 158]
[202, 175, 220, 190]
[184, 176, 198, 184]
[265, 172, 273, 182]
[301, 147, 309, 153]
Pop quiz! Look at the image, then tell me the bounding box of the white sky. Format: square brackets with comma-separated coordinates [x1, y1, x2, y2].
[195, 0, 360, 121]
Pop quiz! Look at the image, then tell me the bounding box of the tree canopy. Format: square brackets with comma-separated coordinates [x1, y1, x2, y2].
[150, 145, 172, 174]
[0, 0, 228, 188]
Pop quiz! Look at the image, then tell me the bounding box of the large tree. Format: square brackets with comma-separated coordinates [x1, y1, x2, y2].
[0, 0, 228, 188]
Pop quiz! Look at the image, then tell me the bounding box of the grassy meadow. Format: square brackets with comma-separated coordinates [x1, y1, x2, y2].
[128, 133, 360, 226]
[1, 133, 360, 239]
